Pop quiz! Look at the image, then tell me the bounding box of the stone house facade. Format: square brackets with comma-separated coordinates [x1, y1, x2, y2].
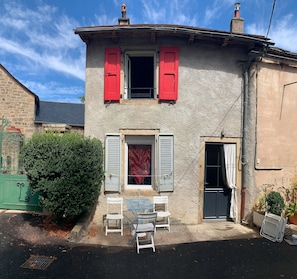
[0, 64, 84, 211]
[0, 64, 84, 175]
[0, 64, 84, 138]
[0, 64, 38, 138]
[75, 6, 281, 225]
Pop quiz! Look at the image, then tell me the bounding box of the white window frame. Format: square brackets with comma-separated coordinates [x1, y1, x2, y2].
[124, 135, 155, 190]
[124, 51, 157, 100]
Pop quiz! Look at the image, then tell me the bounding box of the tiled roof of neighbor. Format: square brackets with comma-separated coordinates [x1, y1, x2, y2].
[35, 101, 84, 127]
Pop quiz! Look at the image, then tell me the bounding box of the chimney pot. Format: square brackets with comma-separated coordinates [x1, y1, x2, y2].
[230, 2, 244, 33]
[234, 3, 241, 18]
[118, 3, 130, 25]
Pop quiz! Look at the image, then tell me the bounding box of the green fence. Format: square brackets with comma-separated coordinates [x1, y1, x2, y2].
[0, 117, 41, 211]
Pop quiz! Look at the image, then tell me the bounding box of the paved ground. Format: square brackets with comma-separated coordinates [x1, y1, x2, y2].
[1, 212, 297, 279]
[79, 217, 261, 247]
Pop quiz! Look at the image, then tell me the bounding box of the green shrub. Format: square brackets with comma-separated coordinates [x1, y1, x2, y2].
[21, 132, 104, 220]
[266, 191, 285, 216]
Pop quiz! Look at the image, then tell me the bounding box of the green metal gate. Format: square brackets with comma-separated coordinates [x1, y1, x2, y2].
[0, 117, 41, 211]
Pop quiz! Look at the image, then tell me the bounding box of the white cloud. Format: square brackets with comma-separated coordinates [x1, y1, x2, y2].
[203, 0, 235, 27]
[269, 14, 297, 52]
[24, 80, 84, 103]
[139, 0, 198, 25]
[247, 13, 297, 53]
[0, 1, 85, 82]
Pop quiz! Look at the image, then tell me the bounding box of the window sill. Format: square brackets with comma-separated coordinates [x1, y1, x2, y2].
[120, 99, 158, 105]
[126, 185, 153, 190]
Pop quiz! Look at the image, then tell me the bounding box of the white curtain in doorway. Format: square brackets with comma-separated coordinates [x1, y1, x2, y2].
[223, 144, 237, 222]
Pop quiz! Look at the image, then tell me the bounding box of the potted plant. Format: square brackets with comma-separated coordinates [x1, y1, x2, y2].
[253, 191, 285, 227]
[252, 195, 266, 227]
[266, 191, 285, 216]
[286, 202, 297, 225]
[285, 181, 297, 225]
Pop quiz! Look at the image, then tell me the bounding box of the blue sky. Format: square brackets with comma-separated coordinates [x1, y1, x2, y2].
[0, 0, 296, 103]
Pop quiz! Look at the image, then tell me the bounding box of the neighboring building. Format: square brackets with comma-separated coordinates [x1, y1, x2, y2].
[35, 101, 84, 134]
[0, 64, 84, 138]
[0, 63, 84, 211]
[244, 47, 297, 220]
[75, 4, 282, 225]
[0, 64, 38, 138]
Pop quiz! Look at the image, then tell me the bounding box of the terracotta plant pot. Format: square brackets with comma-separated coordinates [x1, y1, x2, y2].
[289, 214, 297, 225]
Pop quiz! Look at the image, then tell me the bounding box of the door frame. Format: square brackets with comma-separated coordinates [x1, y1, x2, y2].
[198, 137, 241, 223]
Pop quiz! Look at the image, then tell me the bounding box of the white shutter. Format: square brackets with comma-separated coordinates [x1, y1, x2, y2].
[105, 134, 121, 192]
[158, 134, 174, 192]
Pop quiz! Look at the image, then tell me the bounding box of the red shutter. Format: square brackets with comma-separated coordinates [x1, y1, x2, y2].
[159, 47, 179, 101]
[104, 48, 121, 102]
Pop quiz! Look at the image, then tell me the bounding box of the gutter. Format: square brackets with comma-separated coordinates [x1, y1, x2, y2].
[74, 25, 273, 46]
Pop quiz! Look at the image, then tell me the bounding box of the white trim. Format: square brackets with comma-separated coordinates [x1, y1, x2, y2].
[123, 51, 156, 100]
[125, 135, 155, 190]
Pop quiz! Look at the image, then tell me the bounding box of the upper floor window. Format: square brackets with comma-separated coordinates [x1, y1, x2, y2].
[124, 52, 155, 99]
[104, 47, 179, 102]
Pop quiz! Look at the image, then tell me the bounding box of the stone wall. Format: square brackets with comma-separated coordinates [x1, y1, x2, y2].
[0, 65, 37, 139]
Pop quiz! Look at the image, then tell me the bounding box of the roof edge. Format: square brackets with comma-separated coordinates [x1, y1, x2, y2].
[0, 64, 39, 104]
[74, 23, 273, 45]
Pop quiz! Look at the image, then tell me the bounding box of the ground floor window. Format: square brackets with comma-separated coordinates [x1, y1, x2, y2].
[128, 144, 152, 186]
[126, 136, 154, 189]
[104, 133, 174, 192]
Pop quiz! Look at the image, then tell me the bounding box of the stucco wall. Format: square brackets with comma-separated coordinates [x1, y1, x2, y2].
[84, 38, 245, 224]
[257, 61, 297, 169]
[245, 59, 297, 214]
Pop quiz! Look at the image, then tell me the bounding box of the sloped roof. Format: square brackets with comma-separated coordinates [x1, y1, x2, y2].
[35, 101, 84, 127]
[0, 64, 39, 104]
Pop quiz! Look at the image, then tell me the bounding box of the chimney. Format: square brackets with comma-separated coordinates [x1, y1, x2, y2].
[118, 4, 130, 25]
[230, 3, 244, 33]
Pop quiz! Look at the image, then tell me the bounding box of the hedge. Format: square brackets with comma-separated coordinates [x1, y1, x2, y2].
[21, 132, 104, 220]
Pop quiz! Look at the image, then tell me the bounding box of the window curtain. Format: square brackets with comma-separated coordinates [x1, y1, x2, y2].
[128, 145, 151, 185]
[223, 144, 237, 222]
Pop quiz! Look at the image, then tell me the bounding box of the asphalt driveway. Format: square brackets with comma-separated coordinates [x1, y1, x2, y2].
[0, 212, 296, 279]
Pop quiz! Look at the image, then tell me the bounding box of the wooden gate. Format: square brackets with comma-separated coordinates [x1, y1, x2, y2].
[0, 117, 41, 211]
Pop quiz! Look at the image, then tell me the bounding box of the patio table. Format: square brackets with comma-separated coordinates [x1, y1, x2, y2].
[125, 198, 154, 223]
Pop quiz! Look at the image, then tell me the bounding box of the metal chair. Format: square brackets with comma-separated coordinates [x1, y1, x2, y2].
[153, 196, 171, 231]
[105, 197, 124, 236]
[131, 212, 157, 254]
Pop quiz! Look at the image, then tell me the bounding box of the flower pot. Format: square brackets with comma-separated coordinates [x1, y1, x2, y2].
[253, 211, 265, 228]
[289, 214, 297, 225]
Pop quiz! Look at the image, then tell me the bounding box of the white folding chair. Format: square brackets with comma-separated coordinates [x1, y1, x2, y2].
[260, 212, 287, 242]
[105, 197, 124, 236]
[131, 212, 157, 254]
[153, 196, 171, 231]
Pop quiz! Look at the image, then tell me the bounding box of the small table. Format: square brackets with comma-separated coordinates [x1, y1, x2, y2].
[126, 198, 154, 222]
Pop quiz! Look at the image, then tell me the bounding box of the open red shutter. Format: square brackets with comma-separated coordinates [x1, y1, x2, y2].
[159, 47, 179, 101]
[104, 48, 121, 102]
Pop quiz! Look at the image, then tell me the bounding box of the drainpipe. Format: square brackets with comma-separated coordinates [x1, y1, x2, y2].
[241, 69, 248, 222]
[241, 51, 263, 222]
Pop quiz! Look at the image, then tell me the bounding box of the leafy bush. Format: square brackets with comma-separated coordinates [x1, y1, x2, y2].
[21, 132, 104, 220]
[266, 191, 285, 216]
[286, 202, 297, 217]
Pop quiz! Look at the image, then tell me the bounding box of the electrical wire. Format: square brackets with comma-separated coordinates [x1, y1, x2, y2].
[266, 0, 277, 38]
